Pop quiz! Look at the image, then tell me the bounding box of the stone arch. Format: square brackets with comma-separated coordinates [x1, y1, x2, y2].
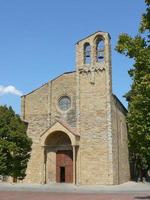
[83, 42, 91, 64]
[45, 131, 72, 146]
[40, 122, 79, 184]
[40, 121, 79, 147]
[93, 34, 105, 63]
[44, 131, 73, 184]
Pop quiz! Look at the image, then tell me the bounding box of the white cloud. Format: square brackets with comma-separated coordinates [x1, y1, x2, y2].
[0, 85, 23, 96]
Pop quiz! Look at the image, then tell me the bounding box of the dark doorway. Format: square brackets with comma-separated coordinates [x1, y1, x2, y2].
[60, 167, 65, 182]
[56, 150, 73, 183]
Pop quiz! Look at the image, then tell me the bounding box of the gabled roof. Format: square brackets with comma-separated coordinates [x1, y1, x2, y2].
[40, 120, 80, 146]
[76, 31, 111, 44]
[113, 94, 127, 114]
[21, 71, 75, 97]
[40, 119, 80, 138]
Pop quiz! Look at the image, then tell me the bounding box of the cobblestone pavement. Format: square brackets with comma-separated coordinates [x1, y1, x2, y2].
[0, 191, 150, 200]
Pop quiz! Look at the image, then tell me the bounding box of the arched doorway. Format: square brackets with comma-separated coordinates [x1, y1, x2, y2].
[40, 121, 80, 184]
[45, 131, 73, 183]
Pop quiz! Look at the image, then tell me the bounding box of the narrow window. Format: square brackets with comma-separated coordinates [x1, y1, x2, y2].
[96, 39, 104, 62]
[84, 43, 91, 64]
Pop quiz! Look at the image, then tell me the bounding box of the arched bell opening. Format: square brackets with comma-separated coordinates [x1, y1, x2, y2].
[96, 37, 105, 63]
[84, 42, 91, 64]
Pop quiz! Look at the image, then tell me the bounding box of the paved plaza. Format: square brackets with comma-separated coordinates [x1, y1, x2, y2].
[0, 191, 150, 200]
[0, 181, 150, 200]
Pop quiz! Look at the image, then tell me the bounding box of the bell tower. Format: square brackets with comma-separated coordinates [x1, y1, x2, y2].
[76, 31, 112, 84]
[76, 31, 113, 184]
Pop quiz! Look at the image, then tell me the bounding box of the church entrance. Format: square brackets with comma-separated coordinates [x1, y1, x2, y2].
[56, 150, 73, 183]
[41, 124, 79, 184]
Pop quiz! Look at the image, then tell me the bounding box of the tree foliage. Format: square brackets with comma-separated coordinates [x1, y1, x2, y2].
[116, 1, 150, 178]
[0, 105, 32, 180]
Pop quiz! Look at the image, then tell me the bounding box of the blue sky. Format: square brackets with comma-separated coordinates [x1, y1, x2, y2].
[0, 0, 146, 114]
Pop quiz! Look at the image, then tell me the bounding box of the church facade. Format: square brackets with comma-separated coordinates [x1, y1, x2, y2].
[21, 31, 130, 185]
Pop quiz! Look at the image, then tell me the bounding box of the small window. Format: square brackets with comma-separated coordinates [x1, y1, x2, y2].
[58, 96, 71, 111]
[84, 43, 91, 64]
[96, 39, 104, 62]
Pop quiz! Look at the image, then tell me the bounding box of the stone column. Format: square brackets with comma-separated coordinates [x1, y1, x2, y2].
[73, 145, 76, 184]
[41, 147, 47, 184]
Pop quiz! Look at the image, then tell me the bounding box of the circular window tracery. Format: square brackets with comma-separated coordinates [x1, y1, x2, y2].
[58, 96, 71, 111]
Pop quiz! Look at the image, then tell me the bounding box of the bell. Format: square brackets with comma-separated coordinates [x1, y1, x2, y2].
[86, 50, 90, 57]
[98, 50, 104, 59]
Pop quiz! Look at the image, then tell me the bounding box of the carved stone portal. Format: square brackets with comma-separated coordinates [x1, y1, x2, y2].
[78, 64, 105, 84]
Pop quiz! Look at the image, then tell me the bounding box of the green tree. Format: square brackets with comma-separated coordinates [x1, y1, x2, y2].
[115, 0, 150, 180]
[0, 105, 32, 181]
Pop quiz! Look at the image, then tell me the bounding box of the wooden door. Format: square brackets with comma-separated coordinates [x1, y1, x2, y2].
[56, 150, 73, 183]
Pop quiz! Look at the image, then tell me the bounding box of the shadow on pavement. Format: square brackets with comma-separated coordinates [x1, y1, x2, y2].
[135, 196, 150, 199]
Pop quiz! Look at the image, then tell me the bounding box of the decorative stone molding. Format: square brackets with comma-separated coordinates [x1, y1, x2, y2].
[78, 63, 105, 84]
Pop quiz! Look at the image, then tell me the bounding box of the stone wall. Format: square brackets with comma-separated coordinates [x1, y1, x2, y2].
[76, 32, 113, 184]
[21, 72, 76, 183]
[77, 73, 109, 184]
[21, 84, 49, 183]
[112, 95, 130, 184]
[50, 72, 76, 127]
